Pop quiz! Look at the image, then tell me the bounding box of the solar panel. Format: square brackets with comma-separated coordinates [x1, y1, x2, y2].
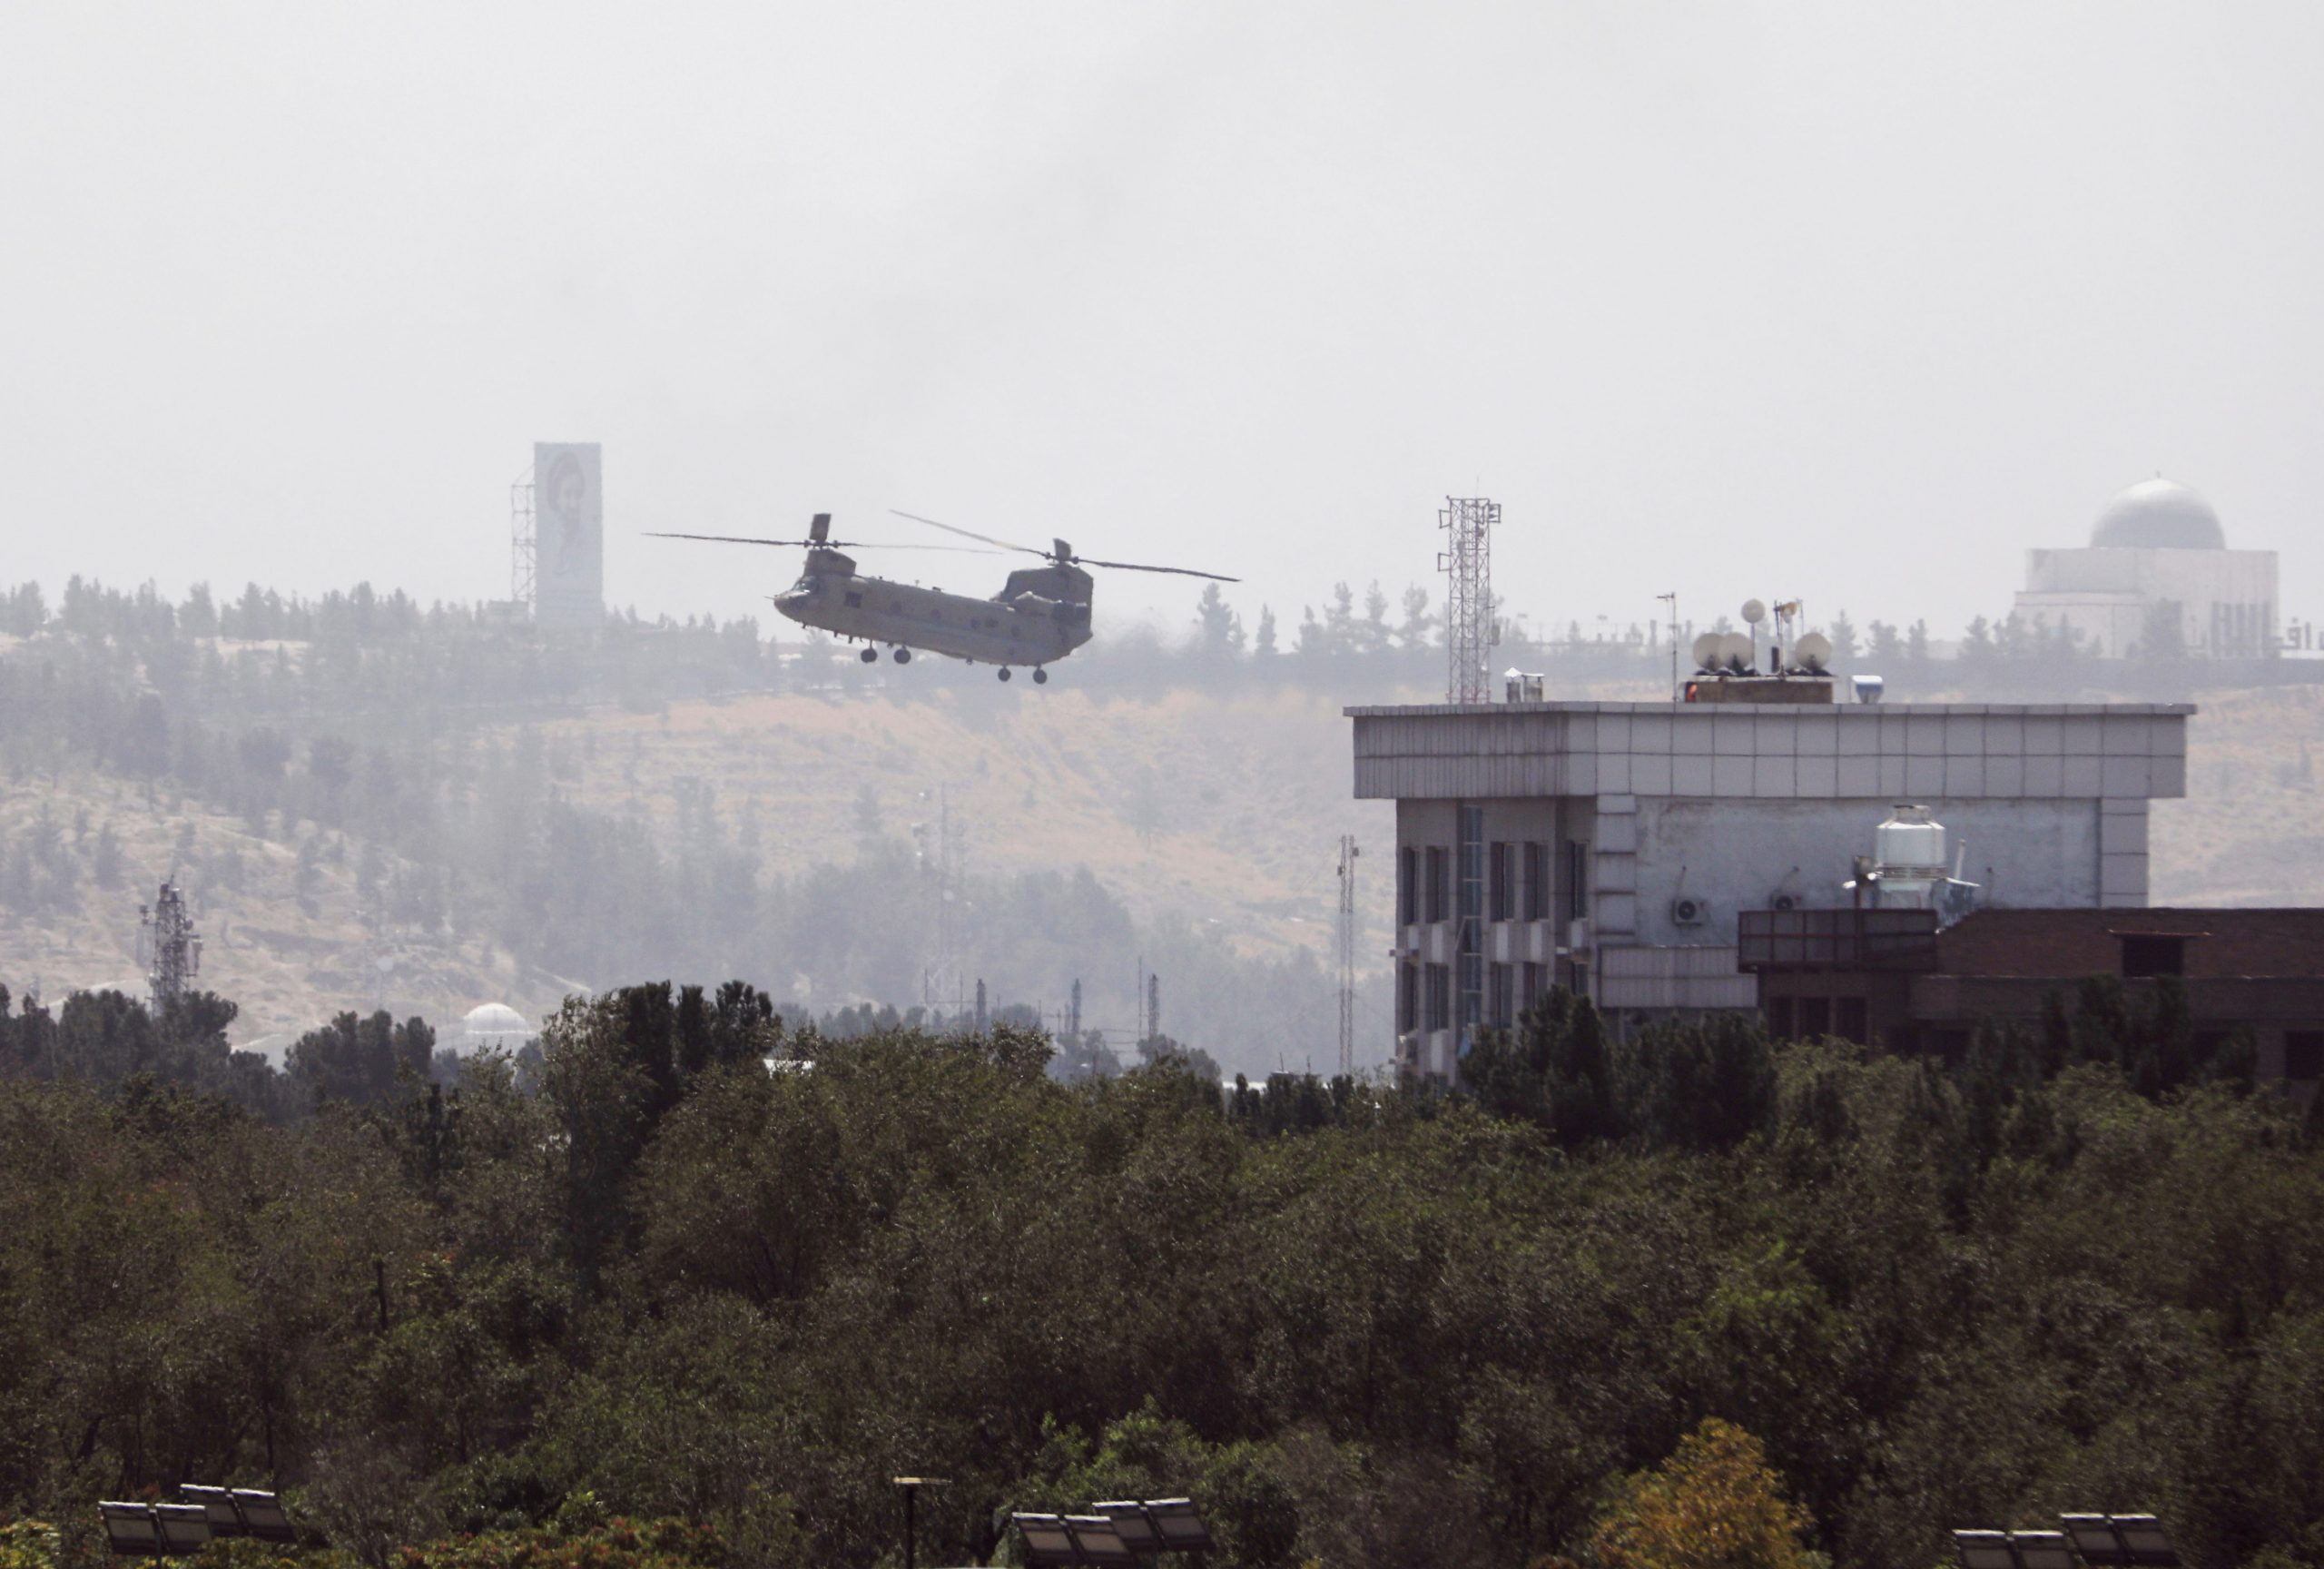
[98, 1504, 163, 1558]
[153, 1505, 212, 1554]
[231, 1490, 298, 1545]
[2014, 1530, 2077, 1569]
[180, 1486, 245, 1537]
[1012, 1513, 1080, 1569]
[1955, 1529, 2018, 1569]
[2063, 1515, 2130, 1567]
[2111, 1515, 2181, 1567]
[1091, 1503, 1163, 1554]
[1144, 1498, 1215, 1554]
[1062, 1517, 1137, 1569]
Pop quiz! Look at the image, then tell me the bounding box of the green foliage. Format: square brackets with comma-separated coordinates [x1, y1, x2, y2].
[7, 983, 2324, 1568]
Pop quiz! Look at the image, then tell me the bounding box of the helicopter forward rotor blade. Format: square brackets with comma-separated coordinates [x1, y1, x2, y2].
[645, 532, 1002, 553]
[889, 509, 1047, 557]
[1075, 557, 1241, 582]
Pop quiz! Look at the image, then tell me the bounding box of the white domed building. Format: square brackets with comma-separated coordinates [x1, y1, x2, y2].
[2014, 478, 2278, 658]
[461, 1002, 534, 1055]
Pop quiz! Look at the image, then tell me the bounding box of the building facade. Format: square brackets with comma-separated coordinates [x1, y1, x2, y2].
[1349, 696, 2191, 1080]
[1740, 906, 2324, 1089]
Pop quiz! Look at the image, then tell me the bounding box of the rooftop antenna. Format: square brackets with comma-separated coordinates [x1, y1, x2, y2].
[1656, 591, 1679, 701]
[1439, 497, 1500, 704]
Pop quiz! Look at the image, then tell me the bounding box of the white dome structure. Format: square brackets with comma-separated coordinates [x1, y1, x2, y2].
[2091, 478, 2227, 550]
[2015, 477, 2276, 658]
[462, 1002, 532, 1053]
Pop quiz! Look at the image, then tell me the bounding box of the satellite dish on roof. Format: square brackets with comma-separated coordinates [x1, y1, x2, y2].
[1793, 632, 1834, 672]
[1741, 598, 1768, 625]
[1691, 632, 1723, 672]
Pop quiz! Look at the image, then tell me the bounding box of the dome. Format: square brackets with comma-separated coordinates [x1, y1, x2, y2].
[463, 1002, 531, 1050]
[2091, 478, 2226, 549]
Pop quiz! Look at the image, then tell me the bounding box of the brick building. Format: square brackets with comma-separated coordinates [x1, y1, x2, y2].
[1739, 905, 2324, 1082]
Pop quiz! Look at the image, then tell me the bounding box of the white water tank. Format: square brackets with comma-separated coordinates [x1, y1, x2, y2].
[1874, 804, 1947, 874]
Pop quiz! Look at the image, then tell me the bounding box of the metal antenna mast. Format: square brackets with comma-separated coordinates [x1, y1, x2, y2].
[1438, 497, 1500, 704]
[139, 879, 202, 1018]
[1335, 835, 1360, 1077]
[1657, 591, 1679, 701]
[510, 466, 537, 609]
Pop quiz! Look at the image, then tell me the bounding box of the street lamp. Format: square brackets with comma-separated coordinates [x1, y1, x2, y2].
[892, 1476, 948, 1569]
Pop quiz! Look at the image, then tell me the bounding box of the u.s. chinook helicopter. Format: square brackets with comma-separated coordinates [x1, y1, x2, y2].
[649, 510, 1236, 683]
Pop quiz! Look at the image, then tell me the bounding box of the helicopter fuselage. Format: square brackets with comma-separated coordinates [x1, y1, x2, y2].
[773, 548, 1095, 668]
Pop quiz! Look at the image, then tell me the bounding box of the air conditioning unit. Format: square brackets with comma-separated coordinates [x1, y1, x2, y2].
[1669, 895, 1710, 927]
[1769, 892, 1801, 913]
[1567, 918, 1592, 953]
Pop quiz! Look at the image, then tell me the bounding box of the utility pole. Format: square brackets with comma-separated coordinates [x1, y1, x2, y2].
[1336, 835, 1359, 1077]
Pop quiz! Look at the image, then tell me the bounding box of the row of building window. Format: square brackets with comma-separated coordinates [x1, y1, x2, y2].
[1398, 959, 1562, 1034]
[1398, 841, 1588, 925]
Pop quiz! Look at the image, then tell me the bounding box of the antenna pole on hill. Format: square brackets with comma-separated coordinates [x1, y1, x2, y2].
[141, 878, 201, 1020]
[1336, 835, 1359, 1078]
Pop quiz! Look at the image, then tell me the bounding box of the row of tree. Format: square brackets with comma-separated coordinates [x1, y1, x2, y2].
[4, 974, 2324, 1568]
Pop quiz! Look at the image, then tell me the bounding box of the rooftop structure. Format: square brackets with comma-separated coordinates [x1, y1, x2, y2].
[1349, 696, 2191, 1080]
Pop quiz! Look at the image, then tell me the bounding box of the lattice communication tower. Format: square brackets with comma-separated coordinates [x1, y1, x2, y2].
[1438, 497, 1500, 703]
[140, 880, 202, 1017]
[509, 467, 537, 608]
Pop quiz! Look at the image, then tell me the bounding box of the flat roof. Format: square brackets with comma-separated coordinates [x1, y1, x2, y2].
[1344, 701, 2198, 717]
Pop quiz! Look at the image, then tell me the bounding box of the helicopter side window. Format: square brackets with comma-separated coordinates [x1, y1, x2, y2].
[844, 590, 863, 608]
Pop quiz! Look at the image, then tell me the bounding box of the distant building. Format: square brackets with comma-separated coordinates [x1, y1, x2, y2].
[461, 1002, 532, 1054]
[1739, 905, 2324, 1088]
[1348, 688, 2190, 1081]
[2014, 478, 2278, 657]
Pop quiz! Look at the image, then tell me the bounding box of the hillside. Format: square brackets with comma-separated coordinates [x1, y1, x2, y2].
[4, 672, 2319, 1058]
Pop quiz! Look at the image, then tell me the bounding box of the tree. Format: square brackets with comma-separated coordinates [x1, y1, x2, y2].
[1590, 1418, 1822, 1569]
[1826, 610, 1858, 670]
[1194, 583, 1246, 661]
[1254, 605, 1278, 659]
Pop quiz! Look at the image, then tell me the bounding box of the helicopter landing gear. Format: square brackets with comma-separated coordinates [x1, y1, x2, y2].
[859, 647, 878, 664]
[1033, 667, 1049, 685]
[892, 646, 911, 664]
[998, 666, 1012, 682]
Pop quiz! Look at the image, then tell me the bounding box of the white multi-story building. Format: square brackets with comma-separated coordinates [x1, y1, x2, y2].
[1349, 691, 2191, 1080]
[2014, 478, 2277, 658]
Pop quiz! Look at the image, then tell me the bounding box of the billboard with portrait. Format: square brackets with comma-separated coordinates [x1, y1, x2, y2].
[534, 441, 603, 627]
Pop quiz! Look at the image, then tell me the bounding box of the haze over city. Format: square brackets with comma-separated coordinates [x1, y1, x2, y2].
[5, 1, 2320, 636]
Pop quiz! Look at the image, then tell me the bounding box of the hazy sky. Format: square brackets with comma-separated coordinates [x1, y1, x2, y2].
[5, 2, 2319, 643]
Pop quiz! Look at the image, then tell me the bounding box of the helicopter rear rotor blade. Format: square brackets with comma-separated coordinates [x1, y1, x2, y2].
[889, 509, 1047, 557]
[1075, 557, 1240, 582]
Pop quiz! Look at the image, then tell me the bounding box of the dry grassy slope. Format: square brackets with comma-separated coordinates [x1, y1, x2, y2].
[2152, 686, 2324, 904]
[0, 771, 567, 1054]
